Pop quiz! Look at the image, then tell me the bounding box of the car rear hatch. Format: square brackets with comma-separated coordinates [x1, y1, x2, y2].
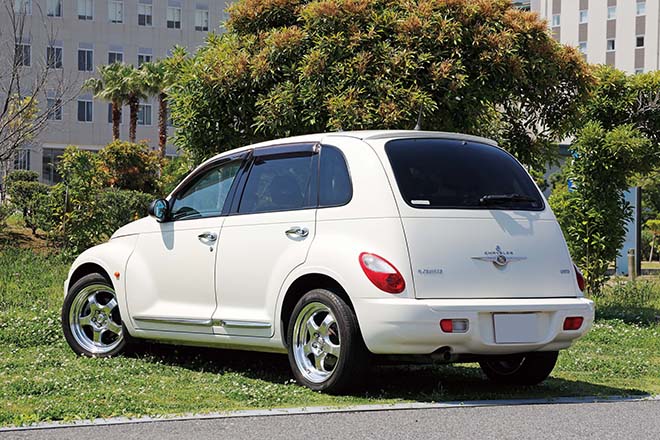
[380, 136, 579, 300]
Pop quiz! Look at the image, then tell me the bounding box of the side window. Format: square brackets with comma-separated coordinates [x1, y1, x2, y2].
[319, 146, 351, 207]
[239, 154, 316, 214]
[170, 160, 241, 220]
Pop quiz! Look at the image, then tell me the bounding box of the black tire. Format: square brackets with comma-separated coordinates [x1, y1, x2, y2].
[62, 273, 128, 357]
[479, 351, 559, 385]
[287, 288, 368, 393]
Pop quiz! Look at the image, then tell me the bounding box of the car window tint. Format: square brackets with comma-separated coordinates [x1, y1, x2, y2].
[319, 146, 351, 207]
[170, 160, 241, 220]
[239, 154, 315, 214]
[385, 138, 543, 210]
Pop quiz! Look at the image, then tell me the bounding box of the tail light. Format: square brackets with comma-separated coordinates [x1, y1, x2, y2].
[359, 252, 405, 294]
[574, 264, 585, 292]
[440, 319, 469, 333]
[563, 316, 584, 331]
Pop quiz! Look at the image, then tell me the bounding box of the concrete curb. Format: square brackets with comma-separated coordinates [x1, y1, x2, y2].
[2, 394, 659, 433]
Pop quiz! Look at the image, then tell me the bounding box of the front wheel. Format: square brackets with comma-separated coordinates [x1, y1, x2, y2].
[62, 273, 127, 357]
[479, 351, 559, 385]
[287, 289, 368, 393]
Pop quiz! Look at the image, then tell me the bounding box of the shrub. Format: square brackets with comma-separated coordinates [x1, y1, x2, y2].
[98, 141, 161, 194]
[0, 202, 13, 231]
[5, 171, 50, 235]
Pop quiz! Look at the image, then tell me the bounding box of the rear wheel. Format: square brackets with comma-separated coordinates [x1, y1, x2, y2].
[479, 351, 559, 385]
[287, 288, 367, 393]
[62, 273, 127, 357]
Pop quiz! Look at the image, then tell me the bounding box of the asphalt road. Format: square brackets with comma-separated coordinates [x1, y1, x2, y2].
[4, 400, 659, 440]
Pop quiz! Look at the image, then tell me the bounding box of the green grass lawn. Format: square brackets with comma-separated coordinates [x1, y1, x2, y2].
[1, 246, 659, 427]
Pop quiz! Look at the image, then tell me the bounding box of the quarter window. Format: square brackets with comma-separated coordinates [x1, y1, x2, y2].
[239, 153, 316, 214]
[170, 160, 241, 220]
[319, 146, 351, 207]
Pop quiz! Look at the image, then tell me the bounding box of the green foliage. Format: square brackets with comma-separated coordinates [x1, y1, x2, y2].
[0, 203, 13, 231]
[97, 141, 161, 194]
[30, 146, 153, 254]
[4, 170, 39, 185]
[169, 0, 592, 166]
[642, 228, 654, 262]
[5, 171, 49, 235]
[159, 152, 195, 196]
[550, 122, 656, 294]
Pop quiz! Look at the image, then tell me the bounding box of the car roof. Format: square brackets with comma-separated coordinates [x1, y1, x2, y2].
[199, 130, 498, 167]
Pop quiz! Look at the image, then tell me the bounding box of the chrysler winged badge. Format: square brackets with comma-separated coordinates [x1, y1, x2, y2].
[472, 245, 527, 267]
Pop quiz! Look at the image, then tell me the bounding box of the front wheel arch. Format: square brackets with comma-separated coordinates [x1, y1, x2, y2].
[68, 262, 112, 292]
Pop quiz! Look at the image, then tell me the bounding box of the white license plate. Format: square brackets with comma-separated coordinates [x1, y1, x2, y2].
[493, 313, 540, 344]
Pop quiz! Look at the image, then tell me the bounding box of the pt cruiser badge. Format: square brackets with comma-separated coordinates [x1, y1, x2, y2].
[472, 245, 527, 267]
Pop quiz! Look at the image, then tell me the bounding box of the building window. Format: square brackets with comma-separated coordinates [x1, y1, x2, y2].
[15, 43, 30, 67]
[42, 148, 63, 185]
[607, 6, 616, 20]
[137, 52, 152, 67]
[137, 103, 152, 125]
[635, 68, 644, 75]
[551, 14, 560, 27]
[107, 103, 123, 123]
[47, 97, 62, 120]
[14, 149, 30, 171]
[637, 1, 646, 16]
[47, 0, 62, 17]
[78, 0, 93, 20]
[167, 6, 181, 29]
[607, 39, 615, 52]
[14, 0, 32, 15]
[108, 51, 123, 64]
[579, 10, 587, 24]
[109, 0, 123, 23]
[195, 9, 209, 31]
[578, 41, 587, 54]
[637, 36, 645, 48]
[77, 99, 93, 122]
[138, 4, 152, 26]
[78, 48, 93, 71]
[46, 46, 63, 69]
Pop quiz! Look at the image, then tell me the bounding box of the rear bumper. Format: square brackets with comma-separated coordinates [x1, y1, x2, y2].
[353, 297, 594, 356]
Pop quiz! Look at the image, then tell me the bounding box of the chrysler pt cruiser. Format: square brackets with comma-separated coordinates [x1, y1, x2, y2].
[62, 131, 594, 392]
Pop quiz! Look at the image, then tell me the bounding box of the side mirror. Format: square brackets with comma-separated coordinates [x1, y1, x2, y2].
[148, 199, 169, 222]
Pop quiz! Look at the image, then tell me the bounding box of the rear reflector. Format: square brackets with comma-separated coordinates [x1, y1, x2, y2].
[563, 316, 584, 331]
[359, 252, 406, 294]
[440, 319, 469, 333]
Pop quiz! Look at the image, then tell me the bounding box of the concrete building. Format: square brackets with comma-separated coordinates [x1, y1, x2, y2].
[531, 0, 659, 75]
[2, 0, 228, 184]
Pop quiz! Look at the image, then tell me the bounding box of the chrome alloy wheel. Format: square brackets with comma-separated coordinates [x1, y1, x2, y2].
[292, 302, 341, 383]
[69, 283, 123, 355]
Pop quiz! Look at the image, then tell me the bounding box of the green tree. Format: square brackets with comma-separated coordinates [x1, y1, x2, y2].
[168, 0, 592, 165]
[84, 63, 132, 141]
[550, 123, 656, 294]
[646, 219, 660, 262]
[124, 65, 148, 143]
[141, 59, 179, 158]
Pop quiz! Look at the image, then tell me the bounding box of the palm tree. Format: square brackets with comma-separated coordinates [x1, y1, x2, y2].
[140, 60, 174, 158]
[123, 65, 148, 143]
[84, 63, 130, 141]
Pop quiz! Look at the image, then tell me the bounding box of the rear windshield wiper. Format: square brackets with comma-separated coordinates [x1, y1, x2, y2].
[479, 193, 538, 205]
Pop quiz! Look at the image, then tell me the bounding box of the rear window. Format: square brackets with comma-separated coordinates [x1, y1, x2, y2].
[385, 138, 543, 210]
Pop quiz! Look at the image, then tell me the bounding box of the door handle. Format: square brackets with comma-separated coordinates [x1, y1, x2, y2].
[198, 232, 217, 242]
[285, 226, 309, 238]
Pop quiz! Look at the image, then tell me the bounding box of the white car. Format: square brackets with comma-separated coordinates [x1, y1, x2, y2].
[62, 130, 594, 392]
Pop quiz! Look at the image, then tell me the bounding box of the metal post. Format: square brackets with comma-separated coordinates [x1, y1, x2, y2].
[628, 248, 636, 280]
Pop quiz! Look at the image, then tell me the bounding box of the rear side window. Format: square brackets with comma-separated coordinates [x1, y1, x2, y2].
[238, 154, 316, 214]
[319, 146, 352, 207]
[385, 138, 543, 210]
